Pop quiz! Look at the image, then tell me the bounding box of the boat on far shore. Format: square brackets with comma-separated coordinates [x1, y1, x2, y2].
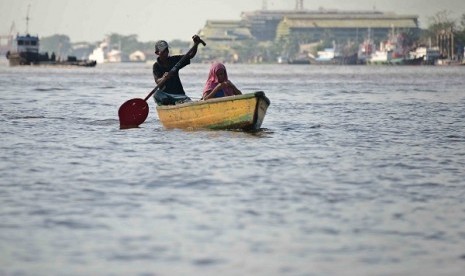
[6, 33, 96, 67]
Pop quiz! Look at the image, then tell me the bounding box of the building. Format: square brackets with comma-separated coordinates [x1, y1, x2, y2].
[196, 6, 420, 63]
[129, 50, 146, 62]
[275, 10, 419, 43]
[0, 35, 14, 55]
[198, 20, 254, 42]
[201, 9, 419, 44]
[197, 20, 255, 62]
[240, 9, 418, 44]
[241, 10, 306, 41]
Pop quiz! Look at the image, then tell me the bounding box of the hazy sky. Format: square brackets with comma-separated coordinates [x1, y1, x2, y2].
[1, 0, 464, 43]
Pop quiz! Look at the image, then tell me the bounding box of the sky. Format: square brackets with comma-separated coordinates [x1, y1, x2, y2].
[1, 0, 464, 43]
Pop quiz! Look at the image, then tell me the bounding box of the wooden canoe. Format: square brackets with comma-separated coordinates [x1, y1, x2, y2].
[155, 91, 270, 130]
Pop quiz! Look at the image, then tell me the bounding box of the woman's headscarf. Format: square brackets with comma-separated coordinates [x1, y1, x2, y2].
[202, 62, 234, 98]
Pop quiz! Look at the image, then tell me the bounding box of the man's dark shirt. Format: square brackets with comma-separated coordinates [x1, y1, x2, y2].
[153, 55, 190, 95]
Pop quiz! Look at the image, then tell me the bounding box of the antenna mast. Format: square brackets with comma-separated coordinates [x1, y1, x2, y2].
[262, 0, 267, 10]
[25, 4, 31, 33]
[295, 0, 304, 10]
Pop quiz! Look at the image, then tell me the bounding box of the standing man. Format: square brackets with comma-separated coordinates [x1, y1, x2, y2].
[153, 35, 202, 105]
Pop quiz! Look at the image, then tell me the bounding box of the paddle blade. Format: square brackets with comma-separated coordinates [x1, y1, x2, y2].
[118, 98, 149, 128]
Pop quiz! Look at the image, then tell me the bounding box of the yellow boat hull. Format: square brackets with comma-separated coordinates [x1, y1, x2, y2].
[156, 91, 270, 130]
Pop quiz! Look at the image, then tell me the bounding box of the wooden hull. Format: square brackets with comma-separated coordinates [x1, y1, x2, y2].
[156, 91, 270, 130]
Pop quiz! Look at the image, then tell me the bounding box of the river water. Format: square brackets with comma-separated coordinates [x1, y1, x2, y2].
[1, 60, 464, 275]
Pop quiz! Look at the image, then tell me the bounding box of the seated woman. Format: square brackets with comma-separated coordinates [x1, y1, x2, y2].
[202, 62, 242, 100]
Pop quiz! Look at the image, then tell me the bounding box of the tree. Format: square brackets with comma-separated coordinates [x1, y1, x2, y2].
[426, 10, 456, 45]
[428, 10, 455, 31]
[457, 13, 465, 45]
[425, 11, 465, 59]
[231, 39, 262, 63]
[107, 33, 141, 53]
[400, 29, 420, 48]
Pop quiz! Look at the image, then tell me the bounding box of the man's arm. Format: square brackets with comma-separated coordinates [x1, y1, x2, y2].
[187, 35, 202, 59]
[153, 64, 169, 84]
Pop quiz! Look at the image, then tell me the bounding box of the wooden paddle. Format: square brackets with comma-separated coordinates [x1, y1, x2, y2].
[118, 36, 206, 128]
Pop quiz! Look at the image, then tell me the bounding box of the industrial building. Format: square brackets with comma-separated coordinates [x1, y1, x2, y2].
[275, 11, 419, 43]
[196, 1, 420, 63]
[200, 6, 419, 44]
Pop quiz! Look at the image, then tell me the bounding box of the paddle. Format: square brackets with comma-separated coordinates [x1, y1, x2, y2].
[118, 36, 206, 128]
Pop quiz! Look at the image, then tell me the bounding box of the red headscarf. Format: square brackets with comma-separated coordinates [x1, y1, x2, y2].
[202, 62, 234, 98]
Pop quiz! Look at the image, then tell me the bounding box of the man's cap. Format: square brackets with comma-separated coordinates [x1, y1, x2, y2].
[155, 40, 169, 52]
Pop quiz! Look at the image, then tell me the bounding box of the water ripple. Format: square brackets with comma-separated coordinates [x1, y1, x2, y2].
[1, 64, 465, 275]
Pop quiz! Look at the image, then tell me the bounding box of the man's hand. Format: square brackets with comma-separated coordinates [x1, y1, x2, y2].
[160, 72, 172, 82]
[192, 35, 202, 45]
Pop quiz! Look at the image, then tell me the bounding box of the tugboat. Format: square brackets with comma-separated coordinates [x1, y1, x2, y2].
[5, 5, 96, 67]
[6, 34, 96, 67]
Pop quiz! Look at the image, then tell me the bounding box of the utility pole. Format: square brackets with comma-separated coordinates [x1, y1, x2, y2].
[437, 28, 454, 59]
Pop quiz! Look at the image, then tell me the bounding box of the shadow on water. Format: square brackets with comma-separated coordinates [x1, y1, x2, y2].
[241, 127, 274, 138]
[6, 115, 66, 121]
[33, 87, 70, 92]
[98, 86, 117, 89]
[89, 119, 120, 126]
[174, 127, 275, 138]
[116, 122, 274, 137]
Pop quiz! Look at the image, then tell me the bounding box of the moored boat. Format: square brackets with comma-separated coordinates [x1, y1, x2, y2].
[6, 34, 96, 67]
[287, 54, 311, 64]
[156, 91, 270, 130]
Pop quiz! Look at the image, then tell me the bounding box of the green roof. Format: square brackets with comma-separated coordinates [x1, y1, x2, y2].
[276, 13, 419, 40]
[283, 18, 418, 29]
[280, 13, 418, 29]
[199, 20, 253, 41]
